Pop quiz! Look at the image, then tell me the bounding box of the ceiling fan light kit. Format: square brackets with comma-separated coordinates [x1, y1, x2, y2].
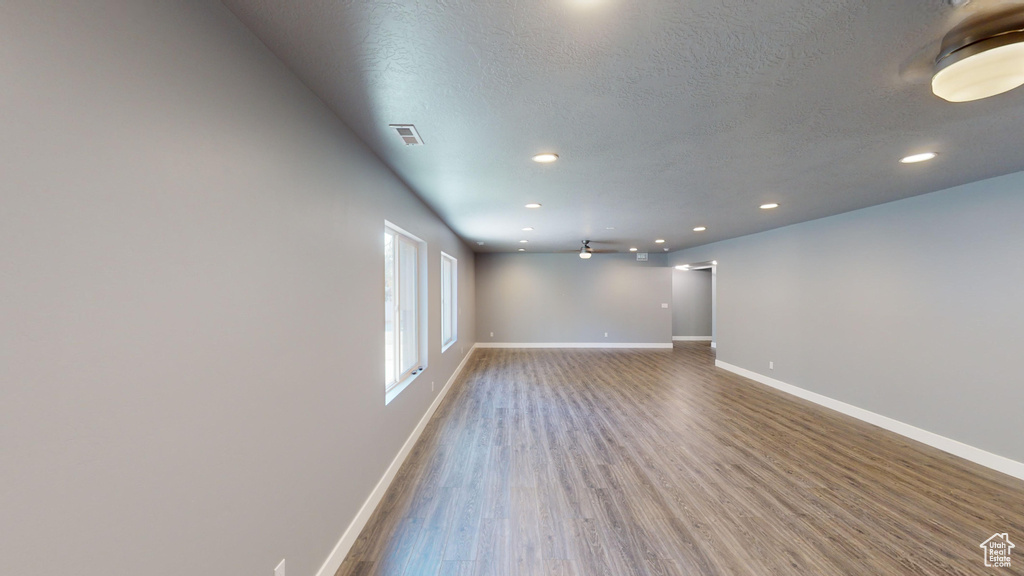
[932, 7, 1024, 102]
[579, 240, 594, 259]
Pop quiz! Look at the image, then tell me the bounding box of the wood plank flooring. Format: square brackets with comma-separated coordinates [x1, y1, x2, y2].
[337, 344, 1024, 575]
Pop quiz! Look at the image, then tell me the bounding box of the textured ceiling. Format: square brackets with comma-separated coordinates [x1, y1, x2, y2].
[221, 0, 1024, 253]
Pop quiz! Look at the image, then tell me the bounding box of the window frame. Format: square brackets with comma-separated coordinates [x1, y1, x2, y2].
[384, 221, 428, 404]
[440, 252, 458, 352]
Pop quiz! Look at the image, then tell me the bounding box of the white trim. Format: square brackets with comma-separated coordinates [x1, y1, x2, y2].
[384, 370, 422, 405]
[383, 219, 424, 243]
[439, 251, 457, 352]
[383, 222, 429, 403]
[475, 342, 672, 349]
[714, 360, 1024, 481]
[710, 342, 717, 349]
[315, 345, 479, 576]
[672, 336, 712, 341]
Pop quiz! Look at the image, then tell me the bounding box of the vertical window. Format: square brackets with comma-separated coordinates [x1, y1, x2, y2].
[384, 222, 427, 401]
[440, 252, 458, 351]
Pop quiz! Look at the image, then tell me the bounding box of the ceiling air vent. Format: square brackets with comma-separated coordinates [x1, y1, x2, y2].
[389, 124, 423, 146]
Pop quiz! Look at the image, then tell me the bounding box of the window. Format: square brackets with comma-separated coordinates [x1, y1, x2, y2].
[440, 252, 458, 351]
[384, 222, 427, 402]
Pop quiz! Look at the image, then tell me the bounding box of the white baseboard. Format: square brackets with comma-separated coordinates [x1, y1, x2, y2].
[314, 345, 479, 576]
[475, 342, 672, 349]
[672, 336, 712, 342]
[715, 360, 1024, 481]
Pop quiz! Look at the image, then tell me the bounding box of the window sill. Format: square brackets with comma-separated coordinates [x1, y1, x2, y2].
[441, 339, 458, 354]
[385, 368, 425, 405]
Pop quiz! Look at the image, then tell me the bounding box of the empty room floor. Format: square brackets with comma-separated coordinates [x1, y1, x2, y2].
[337, 344, 1024, 576]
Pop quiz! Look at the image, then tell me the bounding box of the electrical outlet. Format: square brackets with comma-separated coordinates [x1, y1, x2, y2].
[490, 332, 494, 338]
[661, 303, 669, 309]
[604, 332, 608, 338]
[275, 559, 286, 576]
[769, 361, 774, 370]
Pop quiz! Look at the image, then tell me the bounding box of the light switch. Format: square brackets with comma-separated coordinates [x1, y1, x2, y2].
[661, 303, 669, 308]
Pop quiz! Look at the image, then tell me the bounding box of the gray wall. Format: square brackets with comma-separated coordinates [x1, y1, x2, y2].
[670, 171, 1024, 463]
[476, 253, 672, 344]
[672, 269, 712, 337]
[0, 2, 475, 575]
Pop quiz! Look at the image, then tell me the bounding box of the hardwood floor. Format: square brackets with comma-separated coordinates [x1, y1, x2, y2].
[337, 344, 1024, 576]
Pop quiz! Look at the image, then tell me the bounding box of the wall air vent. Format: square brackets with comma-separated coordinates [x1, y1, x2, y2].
[389, 124, 424, 146]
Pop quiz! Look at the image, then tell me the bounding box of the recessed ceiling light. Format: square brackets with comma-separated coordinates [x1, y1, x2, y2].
[605, 227, 615, 230]
[693, 226, 707, 232]
[521, 227, 534, 231]
[476, 241, 485, 245]
[655, 239, 666, 244]
[518, 248, 525, 252]
[760, 203, 780, 210]
[525, 203, 542, 209]
[532, 153, 559, 163]
[900, 152, 938, 164]
[629, 248, 638, 252]
[663, 248, 669, 251]
[932, 8, 1024, 102]
[519, 240, 528, 243]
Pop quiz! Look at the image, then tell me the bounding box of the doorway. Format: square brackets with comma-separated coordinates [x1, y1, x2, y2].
[670, 260, 716, 349]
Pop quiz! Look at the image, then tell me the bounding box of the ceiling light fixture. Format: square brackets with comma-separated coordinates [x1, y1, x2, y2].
[760, 203, 780, 210]
[519, 240, 528, 243]
[655, 239, 666, 244]
[532, 153, 559, 163]
[525, 203, 542, 209]
[900, 152, 938, 164]
[579, 240, 594, 259]
[629, 248, 638, 252]
[693, 226, 707, 232]
[932, 8, 1024, 102]
[522, 227, 534, 231]
[518, 248, 526, 252]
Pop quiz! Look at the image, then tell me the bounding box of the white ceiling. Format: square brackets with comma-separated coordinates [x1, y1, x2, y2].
[221, 0, 1024, 253]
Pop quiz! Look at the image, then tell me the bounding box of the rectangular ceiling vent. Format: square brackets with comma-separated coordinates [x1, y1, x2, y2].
[389, 124, 423, 146]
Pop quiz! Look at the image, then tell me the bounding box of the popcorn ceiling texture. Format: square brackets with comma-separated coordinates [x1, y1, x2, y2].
[222, 0, 1024, 252]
